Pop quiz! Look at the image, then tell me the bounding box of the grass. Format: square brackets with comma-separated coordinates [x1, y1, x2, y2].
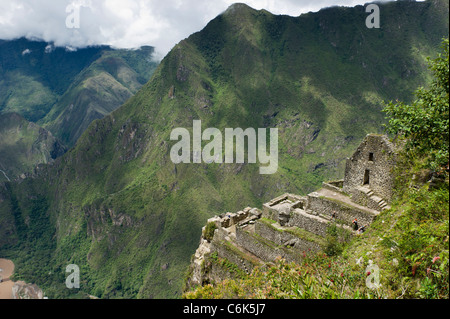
[0, 113, 66, 182]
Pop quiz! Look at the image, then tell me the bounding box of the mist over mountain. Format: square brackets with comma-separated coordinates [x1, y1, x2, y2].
[0, 0, 392, 58]
[0, 0, 448, 299]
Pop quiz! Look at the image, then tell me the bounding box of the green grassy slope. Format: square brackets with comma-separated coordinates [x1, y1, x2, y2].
[0, 39, 108, 121]
[0, 0, 448, 299]
[0, 39, 158, 142]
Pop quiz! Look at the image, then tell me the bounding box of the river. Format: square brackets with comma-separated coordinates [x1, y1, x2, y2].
[0, 258, 15, 299]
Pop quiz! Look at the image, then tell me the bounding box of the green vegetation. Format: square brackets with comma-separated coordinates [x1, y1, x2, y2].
[208, 251, 248, 279]
[260, 217, 326, 246]
[324, 222, 351, 257]
[184, 169, 449, 299]
[41, 48, 159, 147]
[383, 38, 449, 170]
[183, 256, 373, 299]
[0, 113, 66, 182]
[203, 222, 217, 242]
[184, 36, 450, 300]
[0, 1, 448, 299]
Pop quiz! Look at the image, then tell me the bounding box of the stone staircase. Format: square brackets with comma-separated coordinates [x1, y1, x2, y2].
[308, 188, 380, 228]
[359, 186, 390, 211]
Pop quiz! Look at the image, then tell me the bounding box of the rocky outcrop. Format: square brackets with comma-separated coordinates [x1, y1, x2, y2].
[12, 281, 44, 299]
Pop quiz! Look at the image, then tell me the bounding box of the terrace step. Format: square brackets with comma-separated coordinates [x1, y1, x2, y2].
[357, 186, 390, 212]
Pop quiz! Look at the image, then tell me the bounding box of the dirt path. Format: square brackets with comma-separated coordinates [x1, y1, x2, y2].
[0, 259, 15, 299]
[0, 169, 11, 182]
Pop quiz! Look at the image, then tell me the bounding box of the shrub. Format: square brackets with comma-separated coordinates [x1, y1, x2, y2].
[383, 38, 449, 170]
[203, 222, 217, 242]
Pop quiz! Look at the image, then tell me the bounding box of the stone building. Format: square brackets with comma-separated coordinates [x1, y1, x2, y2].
[343, 134, 396, 203]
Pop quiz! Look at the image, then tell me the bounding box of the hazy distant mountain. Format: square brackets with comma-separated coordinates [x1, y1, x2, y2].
[40, 46, 158, 147]
[0, 38, 158, 179]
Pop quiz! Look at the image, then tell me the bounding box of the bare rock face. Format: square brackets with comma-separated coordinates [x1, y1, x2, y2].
[187, 238, 212, 288]
[12, 281, 44, 299]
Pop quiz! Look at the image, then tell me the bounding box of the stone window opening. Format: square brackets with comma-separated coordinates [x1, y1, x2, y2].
[369, 152, 374, 162]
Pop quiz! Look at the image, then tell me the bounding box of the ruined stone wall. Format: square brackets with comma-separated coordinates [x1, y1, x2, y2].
[255, 221, 322, 254]
[186, 133, 398, 291]
[347, 187, 383, 211]
[235, 227, 303, 264]
[262, 194, 306, 220]
[322, 181, 344, 192]
[287, 209, 330, 238]
[210, 240, 256, 274]
[236, 227, 278, 262]
[343, 134, 396, 202]
[208, 260, 242, 283]
[214, 225, 235, 242]
[307, 192, 377, 227]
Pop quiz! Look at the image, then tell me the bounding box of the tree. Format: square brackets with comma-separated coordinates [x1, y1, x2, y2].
[383, 38, 449, 170]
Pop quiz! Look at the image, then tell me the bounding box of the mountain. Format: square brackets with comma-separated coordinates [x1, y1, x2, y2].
[0, 113, 66, 182]
[0, 38, 158, 127]
[0, 0, 448, 299]
[0, 38, 159, 179]
[0, 38, 107, 122]
[40, 46, 158, 147]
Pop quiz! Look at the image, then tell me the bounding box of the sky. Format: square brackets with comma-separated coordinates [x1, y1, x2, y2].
[0, 0, 398, 59]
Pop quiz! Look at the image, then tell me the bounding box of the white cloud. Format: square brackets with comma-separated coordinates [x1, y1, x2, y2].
[0, 0, 397, 59]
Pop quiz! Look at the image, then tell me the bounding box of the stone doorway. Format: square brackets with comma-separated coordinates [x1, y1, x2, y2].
[363, 169, 370, 185]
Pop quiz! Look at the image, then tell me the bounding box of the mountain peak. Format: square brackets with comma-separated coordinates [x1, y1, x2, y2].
[223, 3, 255, 15]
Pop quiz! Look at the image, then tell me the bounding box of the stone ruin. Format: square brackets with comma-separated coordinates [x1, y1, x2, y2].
[344, 134, 396, 205]
[186, 134, 397, 289]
